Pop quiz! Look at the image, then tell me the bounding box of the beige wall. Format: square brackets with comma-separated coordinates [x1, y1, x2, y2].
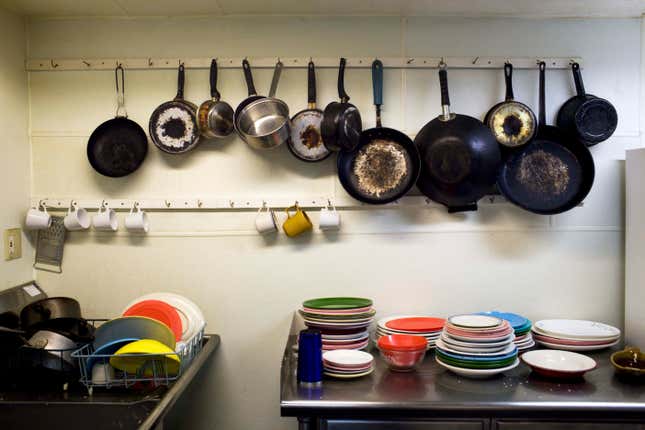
[0, 8, 33, 289]
[25, 16, 639, 429]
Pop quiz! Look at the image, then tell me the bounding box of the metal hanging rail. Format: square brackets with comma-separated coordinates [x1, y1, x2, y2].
[25, 56, 581, 71]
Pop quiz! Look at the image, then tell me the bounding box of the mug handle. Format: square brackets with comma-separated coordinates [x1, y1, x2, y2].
[285, 205, 297, 219]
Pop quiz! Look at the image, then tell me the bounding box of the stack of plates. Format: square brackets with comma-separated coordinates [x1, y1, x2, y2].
[435, 314, 519, 378]
[322, 349, 374, 379]
[532, 319, 621, 351]
[300, 297, 375, 351]
[478, 311, 534, 351]
[375, 315, 445, 349]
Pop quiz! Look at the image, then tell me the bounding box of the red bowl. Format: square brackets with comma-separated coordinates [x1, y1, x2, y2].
[378, 334, 428, 351]
[123, 299, 182, 341]
[379, 348, 426, 371]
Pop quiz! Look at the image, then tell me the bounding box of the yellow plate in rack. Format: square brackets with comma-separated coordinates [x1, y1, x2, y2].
[110, 339, 181, 377]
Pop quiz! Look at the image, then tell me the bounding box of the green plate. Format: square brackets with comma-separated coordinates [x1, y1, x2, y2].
[302, 297, 373, 310]
[436, 352, 517, 369]
[299, 309, 376, 320]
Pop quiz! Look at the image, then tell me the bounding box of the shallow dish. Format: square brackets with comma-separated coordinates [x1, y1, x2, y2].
[443, 331, 515, 344]
[123, 299, 182, 342]
[323, 349, 374, 368]
[521, 349, 597, 378]
[435, 351, 518, 369]
[384, 317, 445, 333]
[435, 339, 517, 359]
[531, 327, 619, 343]
[93, 316, 176, 351]
[441, 334, 513, 350]
[324, 368, 374, 379]
[535, 338, 619, 352]
[436, 356, 520, 378]
[533, 319, 620, 340]
[610, 347, 645, 378]
[477, 311, 529, 329]
[448, 314, 503, 329]
[532, 333, 618, 346]
[110, 339, 180, 377]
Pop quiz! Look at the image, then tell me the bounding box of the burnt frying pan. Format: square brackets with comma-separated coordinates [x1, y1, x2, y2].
[321, 58, 362, 152]
[556, 62, 617, 146]
[234, 59, 265, 139]
[484, 63, 537, 148]
[149, 64, 200, 154]
[87, 65, 147, 177]
[498, 62, 595, 215]
[288, 60, 330, 162]
[415, 63, 501, 212]
[338, 60, 420, 204]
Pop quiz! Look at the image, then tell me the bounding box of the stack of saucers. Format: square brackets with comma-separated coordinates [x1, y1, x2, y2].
[299, 297, 375, 351]
[532, 319, 621, 351]
[477, 311, 534, 351]
[375, 315, 445, 349]
[435, 314, 519, 378]
[322, 349, 374, 379]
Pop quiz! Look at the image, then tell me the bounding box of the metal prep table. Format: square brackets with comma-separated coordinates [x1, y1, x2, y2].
[281, 332, 645, 430]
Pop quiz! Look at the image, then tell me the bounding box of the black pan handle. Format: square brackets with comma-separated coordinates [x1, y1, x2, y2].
[504, 63, 514, 101]
[372, 59, 383, 127]
[307, 60, 316, 106]
[338, 58, 350, 102]
[115, 64, 127, 117]
[176, 64, 185, 100]
[571, 62, 586, 96]
[448, 203, 478, 213]
[210, 59, 221, 101]
[242, 59, 257, 96]
[538, 61, 546, 127]
[438, 63, 453, 121]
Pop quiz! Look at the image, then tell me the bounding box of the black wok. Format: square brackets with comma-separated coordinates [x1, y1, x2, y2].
[415, 63, 501, 212]
[322, 58, 362, 152]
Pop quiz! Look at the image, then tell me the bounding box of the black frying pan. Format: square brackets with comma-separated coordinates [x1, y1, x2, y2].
[322, 58, 362, 152]
[234, 59, 265, 137]
[415, 63, 501, 212]
[556, 62, 617, 146]
[87, 65, 147, 177]
[338, 60, 420, 204]
[498, 62, 595, 215]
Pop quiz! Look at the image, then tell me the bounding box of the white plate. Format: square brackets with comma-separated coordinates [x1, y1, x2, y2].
[435, 339, 517, 357]
[324, 367, 374, 379]
[534, 338, 620, 351]
[323, 349, 374, 367]
[441, 334, 514, 350]
[443, 331, 515, 344]
[521, 349, 597, 373]
[517, 341, 536, 350]
[533, 319, 620, 340]
[122, 292, 205, 343]
[448, 314, 503, 329]
[531, 327, 619, 343]
[435, 357, 520, 379]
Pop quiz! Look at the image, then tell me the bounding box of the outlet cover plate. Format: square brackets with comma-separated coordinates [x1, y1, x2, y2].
[4, 228, 22, 260]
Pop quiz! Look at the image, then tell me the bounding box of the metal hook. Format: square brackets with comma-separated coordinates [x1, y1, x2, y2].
[148, 58, 153, 67]
[197, 199, 203, 208]
[407, 58, 415, 64]
[229, 200, 235, 208]
[50, 59, 59, 68]
[438, 58, 447, 69]
[471, 56, 479, 65]
[164, 200, 171, 208]
[82, 60, 91, 67]
[309, 56, 313, 63]
[38, 199, 48, 209]
[100, 199, 108, 209]
[262, 200, 267, 209]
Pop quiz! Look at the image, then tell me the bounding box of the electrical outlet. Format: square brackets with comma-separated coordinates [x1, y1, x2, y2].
[4, 228, 22, 261]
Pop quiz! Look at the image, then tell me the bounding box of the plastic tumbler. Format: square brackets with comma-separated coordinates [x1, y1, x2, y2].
[297, 329, 323, 384]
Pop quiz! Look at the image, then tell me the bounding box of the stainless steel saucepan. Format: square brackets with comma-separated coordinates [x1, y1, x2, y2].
[237, 61, 291, 150]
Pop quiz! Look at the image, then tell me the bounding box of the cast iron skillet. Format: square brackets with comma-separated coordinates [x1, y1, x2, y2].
[415, 62, 501, 212]
[321, 58, 362, 152]
[87, 65, 147, 177]
[338, 60, 420, 204]
[498, 62, 595, 215]
[556, 62, 617, 146]
[484, 63, 537, 148]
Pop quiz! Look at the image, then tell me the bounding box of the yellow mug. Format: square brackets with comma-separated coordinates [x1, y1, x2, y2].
[283, 205, 313, 237]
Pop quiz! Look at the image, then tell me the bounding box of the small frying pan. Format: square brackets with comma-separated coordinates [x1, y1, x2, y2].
[498, 62, 595, 215]
[288, 60, 330, 162]
[338, 60, 420, 204]
[87, 65, 147, 177]
[322, 58, 362, 152]
[234, 59, 265, 139]
[197, 59, 234, 139]
[484, 63, 537, 148]
[149, 64, 200, 154]
[556, 62, 617, 146]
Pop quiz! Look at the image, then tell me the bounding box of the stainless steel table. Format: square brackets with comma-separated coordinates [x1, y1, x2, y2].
[281, 335, 645, 430]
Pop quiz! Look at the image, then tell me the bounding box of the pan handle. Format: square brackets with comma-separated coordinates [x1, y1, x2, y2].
[571, 62, 586, 96]
[176, 64, 185, 100]
[242, 59, 257, 97]
[372, 59, 383, 127]
[115, 64, 127, 118]
[504, 63, 514, 101]
[210, 59, 221, 101]
[438, 63, 453, 121]
[538, 61, 546, 127]
[307, 60, 316, 107]
[338, 58, 350, 102]
[269, 60, 283, 98]
[448, 203, 478, 213]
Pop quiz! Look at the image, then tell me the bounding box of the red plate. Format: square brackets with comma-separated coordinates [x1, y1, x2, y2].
[385, 317, 445, 333]
[123, 299, 182, 341]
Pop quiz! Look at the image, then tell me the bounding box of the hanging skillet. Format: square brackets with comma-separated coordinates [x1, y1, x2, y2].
[415, 62, 501, 212]
[338, 60, 420, 204]
[498, 62, 595, 215]
[556, 62, 617, 146]
[149, 64, 200, 154]
[87, 65, 147, 177]
[288, 60, 330, 162]
[321, 58, 362, 152]
[484, 63, 537, 148]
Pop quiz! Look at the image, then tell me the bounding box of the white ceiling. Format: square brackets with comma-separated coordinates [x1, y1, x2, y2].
[1, 0, 645, 18]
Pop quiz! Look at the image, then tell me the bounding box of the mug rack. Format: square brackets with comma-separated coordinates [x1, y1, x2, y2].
[25, 56, 582, 71]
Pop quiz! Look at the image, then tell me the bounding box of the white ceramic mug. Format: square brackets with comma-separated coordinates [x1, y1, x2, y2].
[93, 202, 118, 231]
[25, 205, 52, 230]
[255, 205, 277, 234]
[319, 202, 341, 231]
[125, 202, 149, 233]
[91, 362, 115, 385]
[64, 201, 90, 231]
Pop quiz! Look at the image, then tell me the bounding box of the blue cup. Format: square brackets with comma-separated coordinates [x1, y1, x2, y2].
[297, 329, 323, 384]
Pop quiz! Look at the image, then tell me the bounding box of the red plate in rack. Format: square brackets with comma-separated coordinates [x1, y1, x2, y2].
[385, 317, 446, 333]
[123, 299, 183, 342]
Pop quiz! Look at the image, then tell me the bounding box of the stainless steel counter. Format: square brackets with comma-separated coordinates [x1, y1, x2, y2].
[281, 334, 645, 429]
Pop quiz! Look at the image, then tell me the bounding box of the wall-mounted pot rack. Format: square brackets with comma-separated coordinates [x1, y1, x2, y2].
[25, 56, 581, 71]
